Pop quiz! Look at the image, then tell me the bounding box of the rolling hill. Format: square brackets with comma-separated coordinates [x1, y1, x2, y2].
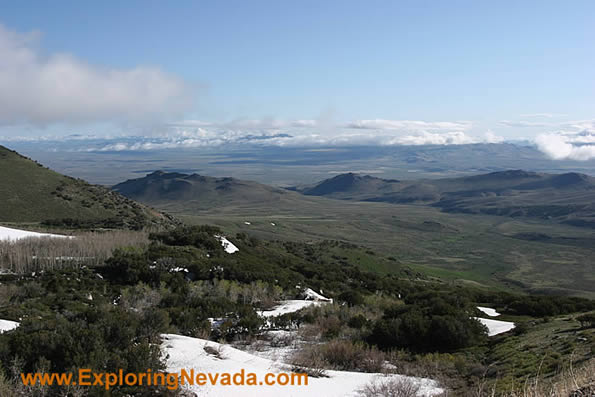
[294, 170, 595, 227]
[0, 145, 177, 229]
[112, 171, 315, 212]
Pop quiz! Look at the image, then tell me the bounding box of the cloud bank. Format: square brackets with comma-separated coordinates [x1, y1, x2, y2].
[499, 117, 595, 161]
[0, 24, 191, 126]
[535, 131, 595, 161]
[346, 119, 472, 132]
[69, 117, 503, 151]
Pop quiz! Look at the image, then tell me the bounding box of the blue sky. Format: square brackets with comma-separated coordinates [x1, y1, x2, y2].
[0, 1, 594, 159]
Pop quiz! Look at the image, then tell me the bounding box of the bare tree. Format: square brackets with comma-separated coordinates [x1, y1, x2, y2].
[0, 230, 149, 273]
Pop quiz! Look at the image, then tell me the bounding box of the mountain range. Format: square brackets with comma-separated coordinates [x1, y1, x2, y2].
[292, 170, 595, 227]
[113, 169, 595, 229]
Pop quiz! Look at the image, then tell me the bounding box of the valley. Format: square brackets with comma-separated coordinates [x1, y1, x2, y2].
[112, 169, 595, 298]
[1, 146, 594, 396]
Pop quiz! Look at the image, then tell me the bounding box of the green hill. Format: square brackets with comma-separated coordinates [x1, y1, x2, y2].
[0, 146, 177, 229]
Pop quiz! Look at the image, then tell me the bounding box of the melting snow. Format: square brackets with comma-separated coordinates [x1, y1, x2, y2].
[258, 300, 323, 318]
[303, 288, 333, 302]
[162, 334, 443, 397]
[0, 319, 19, 333]
[0, 226, 70, 241]
[216, 235, 239, 254]
[477, 306, 501, 317]
[475, 317, 515, 336]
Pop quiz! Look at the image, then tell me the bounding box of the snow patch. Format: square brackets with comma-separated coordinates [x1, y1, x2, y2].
[303, 288, 333, 302]
[476, 306, 501, 317]
[215, 235, 239, 254]
[0, 319, 19, 333]
[162, 334, 443, 397]
[258, 300, 323, 318]
[0, 226, 71, 241]
[475, 317, 515, 336]
[244, 221, 251, 225]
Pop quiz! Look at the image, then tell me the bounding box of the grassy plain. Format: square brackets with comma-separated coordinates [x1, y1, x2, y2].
[172, 197, 595, 297]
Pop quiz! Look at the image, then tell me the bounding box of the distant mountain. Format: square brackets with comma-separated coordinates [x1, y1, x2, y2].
[294, 172, 402, 199]
[0, 146, 176, 229]
[113, 171, 298, 211]
[295, 170, 595, 227]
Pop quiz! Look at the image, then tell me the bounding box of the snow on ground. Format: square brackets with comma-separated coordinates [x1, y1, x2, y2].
[216, 235, 239, 254]
[258, 300, 323, 318]
[243, 330, 302, 362]
[303, 288, 333, 302]
[474, 317, 515, 336]
[0, 319, 19, 333]
[244, 221, 251, 225]
[259, 288, 333, 318]
[476, 306, 501, 317]
[0, 226, 70, 241]
[162, 334, 443, 397]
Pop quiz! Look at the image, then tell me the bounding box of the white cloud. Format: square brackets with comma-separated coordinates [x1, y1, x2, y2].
[383, 131, 477, 145]
[83, 121, 483, 151]
[2, 116, 512, 150]
[346, 119, 472, 132]
[499, 120, 551, 128]
[484, 130, 504, 143]
[535, 133, 595, 161]
[339, 119, 477, 146]
[170, 118, 318, 130]
[519, 113, 566, 118]
[0, 24, 191, 126]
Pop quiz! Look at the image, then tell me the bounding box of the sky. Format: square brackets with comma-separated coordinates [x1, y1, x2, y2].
[0, 0, 594, 159]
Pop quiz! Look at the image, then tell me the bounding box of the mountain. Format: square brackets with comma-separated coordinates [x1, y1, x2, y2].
[0, 145, 176, 229]
[113, 171, 300, 212]
[294, 172, 402, 199]
[295, 170, 595, 227]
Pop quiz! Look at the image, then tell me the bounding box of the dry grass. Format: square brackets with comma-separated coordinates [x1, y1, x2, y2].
[473, 358, 595, 397]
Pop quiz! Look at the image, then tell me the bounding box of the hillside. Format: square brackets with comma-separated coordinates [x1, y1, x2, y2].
[295, 170, 595, 227]
[113, 171, 312, 212]
[0, 146, 176, 229]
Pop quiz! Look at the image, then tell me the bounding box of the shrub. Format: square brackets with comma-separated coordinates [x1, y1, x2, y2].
[358, 378, 421, 397]
[290, 340, 386, 373]
[368, 307, 487, 352]
[289, 348, 328, 378]
[339, 290, 365, 307]
[348, 314, 369, 329]
[577, 313, 595, 328]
